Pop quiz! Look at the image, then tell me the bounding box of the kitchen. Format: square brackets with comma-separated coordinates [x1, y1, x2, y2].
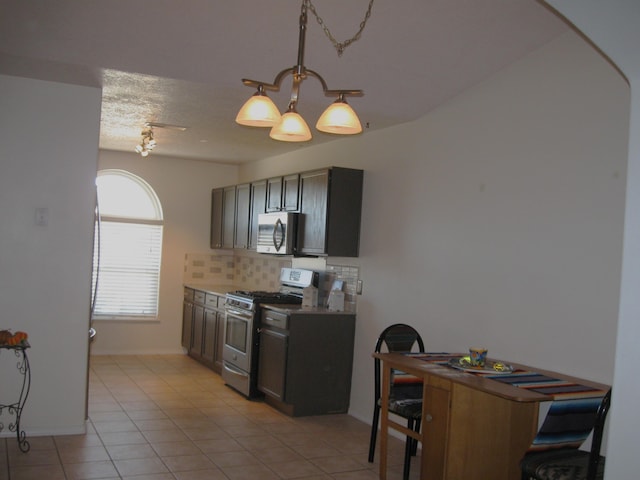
[1, 2, 639, 479]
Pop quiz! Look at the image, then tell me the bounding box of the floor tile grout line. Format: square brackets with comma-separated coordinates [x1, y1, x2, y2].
[96, 359, 320, 478]
[91, 365, 180, 480]
[8, 355, 409, 480]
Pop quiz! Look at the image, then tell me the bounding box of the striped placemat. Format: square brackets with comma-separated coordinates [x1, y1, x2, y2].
[484, 371, 607, 400]
[409, 353, 607, 400]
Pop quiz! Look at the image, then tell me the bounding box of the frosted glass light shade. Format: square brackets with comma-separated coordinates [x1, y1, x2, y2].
[236, 92, 281, 127]
[316, 99, 362, 134]
[269, 111, 312, 142]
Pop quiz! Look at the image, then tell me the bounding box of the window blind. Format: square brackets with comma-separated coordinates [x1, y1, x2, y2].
[92, 220, 163, 319]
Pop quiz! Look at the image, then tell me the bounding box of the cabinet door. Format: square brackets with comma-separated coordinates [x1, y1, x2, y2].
[210, 188, 224, 249]
[266, 177, 283, 212]
[222, 186, 236, 249]
[422, 384, 451, 480]
[297, 169, 329, 255]
[248, 180, 267, 250]
[214, 310, 225, 373]
[182, 301, 194, 349]
[234, 183, 251, 249]
[202, 308, 217, 365]
[191, 304, 205, 357]
[282, 174, 300, 211]
[257, 328, 288, 399]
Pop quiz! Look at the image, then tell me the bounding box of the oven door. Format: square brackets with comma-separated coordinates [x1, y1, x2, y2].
[223, 306, 254, 373]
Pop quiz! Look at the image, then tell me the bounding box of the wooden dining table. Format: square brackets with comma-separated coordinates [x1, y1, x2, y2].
[374, 352, 610, 480]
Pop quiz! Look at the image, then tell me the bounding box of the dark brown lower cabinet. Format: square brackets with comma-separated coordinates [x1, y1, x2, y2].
[183, 288, 225, 374]
[258, 307, 356, 416]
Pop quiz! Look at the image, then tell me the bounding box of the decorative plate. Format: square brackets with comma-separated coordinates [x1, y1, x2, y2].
[448, 356, 514, 374]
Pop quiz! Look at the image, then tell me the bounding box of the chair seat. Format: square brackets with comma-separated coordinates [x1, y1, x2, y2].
[389, 398, 423, 419]
[521, 449, 605, 480]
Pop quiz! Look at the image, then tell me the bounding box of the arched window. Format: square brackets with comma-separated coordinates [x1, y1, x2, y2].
[92, 169, 163, 319]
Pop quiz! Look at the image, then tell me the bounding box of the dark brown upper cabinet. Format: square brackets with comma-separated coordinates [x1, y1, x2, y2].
[210, 188, 224, 249]
[248, 179, 267, 250]
[211, 167, 363, 257]
[297, 167, 363, 257]
[266, 174, 300, 212]
[222, 185, 236, 249]
[234, 183, 251, 249]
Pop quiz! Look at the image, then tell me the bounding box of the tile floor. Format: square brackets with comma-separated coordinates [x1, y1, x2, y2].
[1, 354, 419, 480]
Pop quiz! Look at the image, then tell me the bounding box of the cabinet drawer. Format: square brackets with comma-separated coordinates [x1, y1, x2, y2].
[205, 293, 220, 309]
[262, 309, 288, 330]
[184, 288, 195, 302]
[194, 291, 206, 304]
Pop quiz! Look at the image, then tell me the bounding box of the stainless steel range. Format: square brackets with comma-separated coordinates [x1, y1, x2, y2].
[222, 268, 318, 398]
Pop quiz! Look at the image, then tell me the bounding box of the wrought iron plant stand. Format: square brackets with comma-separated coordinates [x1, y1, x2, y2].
[0, 342, 31, 452]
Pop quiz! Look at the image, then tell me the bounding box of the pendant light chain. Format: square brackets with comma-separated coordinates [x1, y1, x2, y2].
[304, 0, 375, 57]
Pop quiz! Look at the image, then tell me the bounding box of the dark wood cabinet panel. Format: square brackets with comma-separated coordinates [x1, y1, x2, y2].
[257, 328, 288, 399]
[297, 167, 363, 257]
[202, 308, 217, 365]
[266, 177, 283, 212]
[249, 180, 267, 250]
[222, 186, 236, 249]
[181, 299, 194, 349]
[266, 174, 300, 212]
[214, 309, 225, 373]
[210, 188, 224, 249]
[234, 183, 251, 249]
[183, 288, 225, 374]
[298, 170, 329, 255]
[259, 308, 356, 416]
[192, 304, 204, 357]
[282, 174, 300, 211]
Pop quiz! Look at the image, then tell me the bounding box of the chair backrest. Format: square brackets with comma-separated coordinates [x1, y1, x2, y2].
[587, 389, 612, 480]
[373, 324, 425, 400]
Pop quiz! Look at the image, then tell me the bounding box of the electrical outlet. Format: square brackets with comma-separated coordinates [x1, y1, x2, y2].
[356, 279, 363, 295]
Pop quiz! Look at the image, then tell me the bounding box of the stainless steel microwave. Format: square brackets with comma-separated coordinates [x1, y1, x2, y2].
[256, 212, 299, 255]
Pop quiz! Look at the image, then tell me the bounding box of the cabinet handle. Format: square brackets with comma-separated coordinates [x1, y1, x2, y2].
[425, 414, 433, 423]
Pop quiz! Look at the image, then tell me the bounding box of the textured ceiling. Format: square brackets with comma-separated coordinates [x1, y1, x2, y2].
[0, 0, 569, 164]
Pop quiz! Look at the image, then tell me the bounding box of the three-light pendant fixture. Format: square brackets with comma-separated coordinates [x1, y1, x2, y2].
[235, 0, 374, 142]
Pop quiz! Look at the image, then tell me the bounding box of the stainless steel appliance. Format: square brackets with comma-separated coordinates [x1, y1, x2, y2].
[256, 212, 299, 255]
[222, 268, 318, 398]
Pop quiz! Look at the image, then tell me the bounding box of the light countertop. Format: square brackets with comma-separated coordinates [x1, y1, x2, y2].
[261, 303, 356, 315]
[183, 283, 240, 297]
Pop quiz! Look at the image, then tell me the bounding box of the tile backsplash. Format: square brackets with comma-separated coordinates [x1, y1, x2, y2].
[183, 252, 236, 284]
[184, 252, 360, 309]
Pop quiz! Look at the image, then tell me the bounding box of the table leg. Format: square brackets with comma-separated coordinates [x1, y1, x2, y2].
[379, 363, 391, 480]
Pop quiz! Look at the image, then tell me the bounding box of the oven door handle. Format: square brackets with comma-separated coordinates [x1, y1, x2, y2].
[225, 307, 253, 320]
[223, 362, 249, 378]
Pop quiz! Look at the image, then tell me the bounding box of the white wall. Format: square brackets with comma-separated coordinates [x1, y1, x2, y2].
[544, 2, 640, 478]
[0, 74, 101, 435]
[242, 30, 629, 425]
[91, 150, 238, 354]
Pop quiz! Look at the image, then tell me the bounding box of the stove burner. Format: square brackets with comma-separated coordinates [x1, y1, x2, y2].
[228, 290, 302, 304]
[235, 290, 282, 297]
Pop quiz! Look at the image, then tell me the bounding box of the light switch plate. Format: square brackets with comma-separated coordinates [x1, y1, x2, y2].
[35, 207, 49, 226]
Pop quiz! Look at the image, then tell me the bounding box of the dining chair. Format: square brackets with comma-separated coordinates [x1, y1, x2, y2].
[520, 389, 612, 480]
[368, 323, 425, 480]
